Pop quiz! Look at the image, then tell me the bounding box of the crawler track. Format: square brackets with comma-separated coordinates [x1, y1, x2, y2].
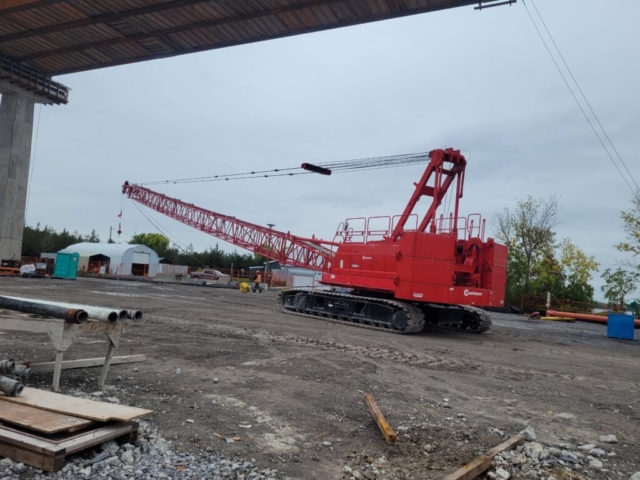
[277, 289, 425, 334]
[277, 289, 492, 335]
[439, 304, 492, 333]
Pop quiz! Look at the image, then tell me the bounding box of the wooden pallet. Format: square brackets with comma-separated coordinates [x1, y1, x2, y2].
[0, 421, 138, 472]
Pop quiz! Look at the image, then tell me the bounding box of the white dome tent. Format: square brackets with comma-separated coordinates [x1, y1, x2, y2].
[58, 243, 160, 277]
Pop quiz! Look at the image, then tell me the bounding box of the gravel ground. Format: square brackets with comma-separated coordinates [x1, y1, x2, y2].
[0, 277, 639, 479]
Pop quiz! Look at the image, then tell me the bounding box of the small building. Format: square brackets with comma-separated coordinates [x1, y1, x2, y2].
[248, 261, 281, 276]
[253, 262, 321, 287]
[58, 243, 160, 277]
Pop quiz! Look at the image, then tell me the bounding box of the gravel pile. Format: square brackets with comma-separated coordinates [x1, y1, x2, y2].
[486, 427, 639, 480]
[0, 420, 286, 480]
[341, 416, 502, 480]
[340, 418, 639, 480]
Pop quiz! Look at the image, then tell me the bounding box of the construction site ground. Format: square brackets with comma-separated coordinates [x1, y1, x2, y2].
[0, 277, 638, 479]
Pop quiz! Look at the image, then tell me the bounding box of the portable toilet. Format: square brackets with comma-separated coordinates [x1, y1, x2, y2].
[53, 252, 79, 280]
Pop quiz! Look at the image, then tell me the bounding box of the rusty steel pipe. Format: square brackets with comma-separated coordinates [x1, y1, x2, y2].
[0, 296, 87, 323]
[4, 296, 125, 322]
[546, 310, 640, 328]
[0, 376, 24, 397]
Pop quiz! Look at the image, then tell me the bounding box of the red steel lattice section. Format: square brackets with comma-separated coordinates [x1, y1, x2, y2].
[122, 183, 336, 271]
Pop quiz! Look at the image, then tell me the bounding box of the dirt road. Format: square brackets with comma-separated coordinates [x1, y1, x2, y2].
[1, 277, 638, 479]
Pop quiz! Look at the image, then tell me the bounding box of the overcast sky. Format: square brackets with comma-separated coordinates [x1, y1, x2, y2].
[11, 0, 640, 299]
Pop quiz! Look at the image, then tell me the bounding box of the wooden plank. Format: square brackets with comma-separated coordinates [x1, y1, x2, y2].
[26, 354, 146, 372]
[364, 393, 397, 444]
[444, 435, 525, 480]
[0, 403, 94, 434]
[485, 434, 525, 457]
[443, 455, 492, 480]
[0, 388, 153, 422]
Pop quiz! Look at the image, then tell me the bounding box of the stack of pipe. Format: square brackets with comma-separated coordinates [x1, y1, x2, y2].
[0, 359, 30, 397]
[2, 296, 143, 322]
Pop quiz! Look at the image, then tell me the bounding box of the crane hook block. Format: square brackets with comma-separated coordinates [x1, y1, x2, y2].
[301, 163, 332, 176]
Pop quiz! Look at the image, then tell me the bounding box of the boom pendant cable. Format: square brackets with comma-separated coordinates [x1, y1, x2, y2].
[139, 152, 430, 186]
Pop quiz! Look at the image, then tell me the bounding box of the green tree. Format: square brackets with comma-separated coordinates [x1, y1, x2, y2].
[616, 192, 640, 267]
[495, 195, 560, 302]
[559, 238, 599, 303]
[531, 247, 565, 298]
[601, 268, 640, 310]
[495, 196, 600, 305]
[129, 233, 170, 255]
[84, 229, 100, 243]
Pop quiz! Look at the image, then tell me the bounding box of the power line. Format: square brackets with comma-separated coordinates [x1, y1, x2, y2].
[522, 0, 638, 198]
[529, 0, 639, 193]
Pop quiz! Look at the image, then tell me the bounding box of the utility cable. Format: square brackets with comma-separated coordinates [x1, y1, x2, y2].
[529, 0, 639, 193]
[522, 0, 638, 198]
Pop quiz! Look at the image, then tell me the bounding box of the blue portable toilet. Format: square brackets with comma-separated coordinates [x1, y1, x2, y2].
[607, 313, 635, 340]
[53, 252, 79, 280]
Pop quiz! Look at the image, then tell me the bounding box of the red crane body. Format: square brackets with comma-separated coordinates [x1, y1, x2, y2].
[123, 148, 507, 333]
[321, 149, 507, 309]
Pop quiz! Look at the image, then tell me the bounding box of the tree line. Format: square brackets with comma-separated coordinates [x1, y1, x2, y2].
[21, 226, 260, 271]
[495, 193, 640, 311]
[495, 195, 599, 306]
[22, 224, 100, 257]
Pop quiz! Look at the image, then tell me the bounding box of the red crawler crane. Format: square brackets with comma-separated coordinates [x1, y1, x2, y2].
[123, 148, 507, 333]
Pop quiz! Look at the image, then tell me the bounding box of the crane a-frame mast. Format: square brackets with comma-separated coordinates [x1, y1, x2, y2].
[121, 182, 337, 271]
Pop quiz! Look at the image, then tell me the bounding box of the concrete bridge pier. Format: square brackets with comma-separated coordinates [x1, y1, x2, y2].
[0, 82, 40, 262]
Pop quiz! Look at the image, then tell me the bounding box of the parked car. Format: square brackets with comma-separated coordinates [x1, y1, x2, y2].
[189, 269, 226, 280]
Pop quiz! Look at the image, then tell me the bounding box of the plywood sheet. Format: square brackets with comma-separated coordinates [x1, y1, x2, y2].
[0, 403, 93, 434]
[0, 388, 153, 422]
